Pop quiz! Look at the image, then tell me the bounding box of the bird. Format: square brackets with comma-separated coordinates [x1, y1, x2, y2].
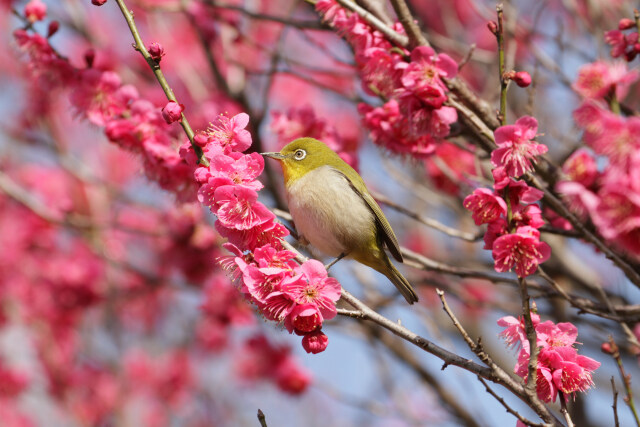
[262, 137, 419, 304]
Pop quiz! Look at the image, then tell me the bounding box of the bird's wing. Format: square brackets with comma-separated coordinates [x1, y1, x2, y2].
[334, 168, 404, 263]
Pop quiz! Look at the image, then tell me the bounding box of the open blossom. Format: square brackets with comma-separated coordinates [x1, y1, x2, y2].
[214, 185, 274, 230]
[573, 61, 639, 100]
[282, 260, 341, 321]
[605, 30, 640, 60]
[206, 112, 251, 153]
[463, 188, 507, 225]
[25, 0, 47, 22]
[575, 103, 640, 168]
[492, 226, 550, 277]
[491, 116, 547, 177]
[561, 148, 598, 188]
[397, 46, 457, 108]
[499, 316, 600, 402]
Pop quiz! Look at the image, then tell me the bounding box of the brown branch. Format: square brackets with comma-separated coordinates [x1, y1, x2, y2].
[612, 377, 621, 427]
[257, 409, 268, 427]
[338, 288, 562, 425]
[519, 278, 539, 399]
[389, 0, 429, 47]
[334, 0, 409, 46]
[401, 247, 520, 285]
[607, 336, 640, 427]
[371, 191, 483, 242]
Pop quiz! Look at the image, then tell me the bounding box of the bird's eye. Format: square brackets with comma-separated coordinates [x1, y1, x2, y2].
[294, 149, 306, 160]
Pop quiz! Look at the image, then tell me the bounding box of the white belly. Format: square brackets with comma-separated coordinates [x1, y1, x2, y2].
[286, 166, 374, 258]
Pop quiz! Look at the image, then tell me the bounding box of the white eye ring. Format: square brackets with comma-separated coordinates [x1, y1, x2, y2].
[293, 149, 306, 160]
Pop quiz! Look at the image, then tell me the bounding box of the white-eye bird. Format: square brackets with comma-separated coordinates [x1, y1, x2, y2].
[262, 137, 419, 304]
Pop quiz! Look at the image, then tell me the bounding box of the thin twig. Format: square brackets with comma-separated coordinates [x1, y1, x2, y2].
[436, 289, 478, 351]
[401, 247, 520, 285]
[338, 288, 562, 425]
[607, 336, 640, 427]
[559, 392, 575, 427]
[478, 377, 546, 427]
[519, 278, 539, 398]
[612, 377, 621, 427]
[257, 409, 268, 427]
[371, 191, 482, 241]
[496, 4, 508, 125]
[538, 268, 640, 348]
[204, 1, 325, 29]
[113, 0, 208, 166]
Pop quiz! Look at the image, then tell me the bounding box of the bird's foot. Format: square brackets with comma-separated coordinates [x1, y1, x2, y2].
[325, 252, 346, 271]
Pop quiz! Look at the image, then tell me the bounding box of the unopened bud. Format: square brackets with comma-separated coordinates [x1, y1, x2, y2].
[487, 21, 498, 35]
[148, 42, 165, 62]
[162, 101, 184, 124]
[47, 21, 59, 38]
[601, 342, 613, 354]
[92, 0, 108, 5]
[514, 71, 532, 87]
[25, 0, 46, 23]
[84, 49, 96, 68]
[619, 18, 635, 30]
[193, 131, 209, 148]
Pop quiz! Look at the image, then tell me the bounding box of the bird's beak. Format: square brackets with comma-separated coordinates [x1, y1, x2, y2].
[261, 152, 286, 160]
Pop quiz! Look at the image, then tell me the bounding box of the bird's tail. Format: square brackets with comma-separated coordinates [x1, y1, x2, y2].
[382, 261, 419, 305]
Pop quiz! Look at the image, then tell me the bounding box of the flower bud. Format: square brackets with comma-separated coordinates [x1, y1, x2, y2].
[302, 330, 328, 354]
[487, 21, 498, 35]
[92, 0, 108, 5]
[84, 49, 96, 68]
[619, 18, 635, 30]
[601, 342, 612, 354]
[47, 21, 60, 38]
[193, 131, 210, 148]
[162, 101, 184, 124]
[513, 71, 532, 87]
[25, 0, 47, 22]
[148, 42, 165, 62]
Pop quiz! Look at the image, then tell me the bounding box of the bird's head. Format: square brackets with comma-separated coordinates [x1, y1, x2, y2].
[262, 137, 342, 185]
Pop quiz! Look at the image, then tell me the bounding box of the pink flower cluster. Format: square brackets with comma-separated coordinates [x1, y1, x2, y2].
[271, 105, 359, 168]
[573, 61, 638, 101]
[464, 117, 550, 277]
[186, 113, 341, 353]
[498, 314, 600, 403]
[605, 18, 640, 61]
[236, 335, 312, 395]
[316, 1, 458, 157]
[13, 30, 195, 196]
[555, 102, 640, 256]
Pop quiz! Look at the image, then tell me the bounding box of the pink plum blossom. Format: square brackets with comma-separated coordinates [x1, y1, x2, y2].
[463, 188, 507, 225]
[491, 116, 548, 177]
[492, 226, 551, 277]
[302, 330, 329, 354]
[561, 148, 598, 188]
[282, 260, 342, 320]
[213, 185, 274, 230]
[499, 316, 600, 402]
[573, 61, 639, 100]
[25, 0, 46, 22]
[206, 112, 252, 153]
[398, 46, 458, 108]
